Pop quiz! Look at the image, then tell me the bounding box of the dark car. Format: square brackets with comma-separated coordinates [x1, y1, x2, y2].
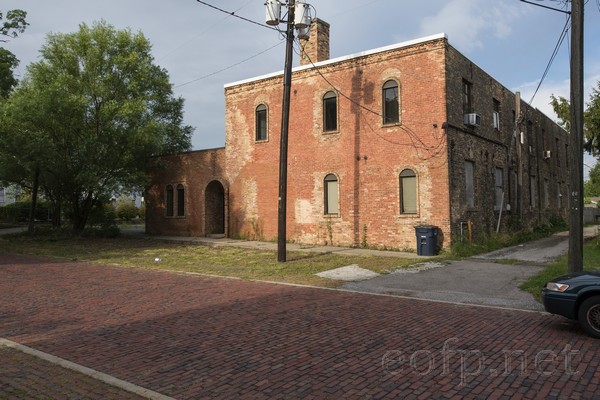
[541, 271, 600, 338]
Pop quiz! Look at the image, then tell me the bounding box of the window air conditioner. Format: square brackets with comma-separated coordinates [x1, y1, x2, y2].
[544, 150, 551, 159]
[464, 113, 481, 127]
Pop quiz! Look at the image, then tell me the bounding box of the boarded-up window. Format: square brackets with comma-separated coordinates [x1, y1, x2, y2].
[465, 161, 474, 208]
[324, 174, 339, 215]
[400, 169, 417, 214]
[494, 167, 503, 211]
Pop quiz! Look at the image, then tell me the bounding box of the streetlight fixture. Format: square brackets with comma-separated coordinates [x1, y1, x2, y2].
[264, 1, 313, 262]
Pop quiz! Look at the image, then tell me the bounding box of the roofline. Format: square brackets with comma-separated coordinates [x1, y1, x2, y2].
[224, 33, 447, 89]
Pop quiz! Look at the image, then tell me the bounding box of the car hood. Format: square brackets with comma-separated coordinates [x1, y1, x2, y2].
[549, 270, 600, 283]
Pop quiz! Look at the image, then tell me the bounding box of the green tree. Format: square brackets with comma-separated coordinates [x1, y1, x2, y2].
[0, 9, 28, 40]
[0, 48, 18, 97]
[584, 163, 600, 198]
[551, 80, 600, 157]
[0, 9, 28, 97]
[0, 21, 192, 234]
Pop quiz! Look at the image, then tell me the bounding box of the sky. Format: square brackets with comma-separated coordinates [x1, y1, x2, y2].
[3, 0, 600, 174]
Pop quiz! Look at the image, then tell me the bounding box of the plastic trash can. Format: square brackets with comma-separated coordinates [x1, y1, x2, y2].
[415, 226, 438, 256]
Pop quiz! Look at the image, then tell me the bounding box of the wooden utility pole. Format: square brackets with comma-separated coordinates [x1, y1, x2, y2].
[277, 0, 296, 262]
[568, 0, 584, 273]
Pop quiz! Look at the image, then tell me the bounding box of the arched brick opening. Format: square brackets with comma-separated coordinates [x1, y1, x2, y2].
[205, 180, 225, 235]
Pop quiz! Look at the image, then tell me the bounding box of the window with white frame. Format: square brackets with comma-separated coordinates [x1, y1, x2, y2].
[493, 99, 500, 130]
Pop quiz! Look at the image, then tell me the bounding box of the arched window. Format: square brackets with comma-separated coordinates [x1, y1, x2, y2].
[166, 185, 174, 217]
[382, 80, 399, 124]
[177, 184, 185, 216]
[324, 174, 339, 215]
[255, 104, 268, 141]
[323, 91, 337, 132]
[399, 169, 417, 214]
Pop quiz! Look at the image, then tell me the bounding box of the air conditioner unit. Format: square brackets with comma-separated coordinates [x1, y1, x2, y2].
[544, 150, 552, 159]
[464, 113, 481, 127]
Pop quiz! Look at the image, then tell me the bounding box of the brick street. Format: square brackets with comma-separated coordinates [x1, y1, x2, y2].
[0, 253, 598, 399]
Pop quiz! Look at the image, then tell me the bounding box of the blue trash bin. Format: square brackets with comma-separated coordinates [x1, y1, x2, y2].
[415, 226, 438, 256]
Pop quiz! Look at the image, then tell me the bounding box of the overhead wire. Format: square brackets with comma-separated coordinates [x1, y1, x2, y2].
[296, 37, 446, 161]
[174, 41, 284, 88]
[528, 13, 571, 104]
[158, 0, 255, 61]
[174, 1, 287, 88]
[195, 0, 278, 31]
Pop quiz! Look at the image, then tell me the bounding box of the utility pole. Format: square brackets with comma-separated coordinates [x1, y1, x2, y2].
[568, 0, 584, 273]
[277, 0, 295, 262]
[266, 0, 312, 262]
[520, 0, 585, 272]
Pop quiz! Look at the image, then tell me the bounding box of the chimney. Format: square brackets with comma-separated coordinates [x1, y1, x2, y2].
[300, 18, 330, 66]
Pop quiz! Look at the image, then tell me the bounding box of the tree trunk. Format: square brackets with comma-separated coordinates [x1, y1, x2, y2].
[27, 166, 40, 235]
[72, 193, 95, 235]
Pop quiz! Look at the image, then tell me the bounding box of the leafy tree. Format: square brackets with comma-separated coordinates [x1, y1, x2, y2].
[584, 163, 600, 197]
[550, 80, 600, 157]
[586, 82, 600, 156]
[0, 21, 193, 234]
[0, 9, 28, 97]
[0, 48, 18, 97]
[0, 9, 28, 41]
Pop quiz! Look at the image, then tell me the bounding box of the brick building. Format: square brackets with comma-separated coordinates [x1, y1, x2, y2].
[146, 19, 569, 251]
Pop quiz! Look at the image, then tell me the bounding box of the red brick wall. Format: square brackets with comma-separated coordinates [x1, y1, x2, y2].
[225, 38, 451, 250]
[147, 35, 568, 250]
[146, 149, 226, 236]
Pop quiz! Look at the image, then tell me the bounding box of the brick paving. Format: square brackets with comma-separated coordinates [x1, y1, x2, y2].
[0, 346, 145, 399]
[0, 253, 599, 399]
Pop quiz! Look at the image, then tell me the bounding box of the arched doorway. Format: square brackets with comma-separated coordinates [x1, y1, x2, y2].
[205, 180, 225, 236]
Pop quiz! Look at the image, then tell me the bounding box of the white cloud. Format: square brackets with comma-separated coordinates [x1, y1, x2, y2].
[418, 0, 527, 53]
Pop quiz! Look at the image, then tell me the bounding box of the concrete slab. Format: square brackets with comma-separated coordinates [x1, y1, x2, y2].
[342, 260, 544, 310]
[316, 264, 380, 281]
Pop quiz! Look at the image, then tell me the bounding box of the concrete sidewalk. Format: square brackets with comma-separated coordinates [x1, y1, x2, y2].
[123, 229, 425, 259]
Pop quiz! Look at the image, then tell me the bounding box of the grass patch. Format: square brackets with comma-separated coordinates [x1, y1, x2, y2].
[0, 232, 422, 287]
[520, 240, 600, 300]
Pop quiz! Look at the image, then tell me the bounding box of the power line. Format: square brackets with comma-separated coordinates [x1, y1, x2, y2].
[528, 14, 571, 104]
[174, 41, 284, 88]
[158, 0, 254, 61]
[195, 0, 277, 31]
[520, 0, 571, 14]
[296, 39, 445, 159]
